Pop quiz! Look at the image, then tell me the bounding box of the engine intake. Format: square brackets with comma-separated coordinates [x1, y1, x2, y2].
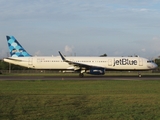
[87, 67, 105, 75]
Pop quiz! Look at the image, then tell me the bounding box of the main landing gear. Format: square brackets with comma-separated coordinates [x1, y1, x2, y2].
[79, 73, 84, 78]
[79, 69, 85, 78]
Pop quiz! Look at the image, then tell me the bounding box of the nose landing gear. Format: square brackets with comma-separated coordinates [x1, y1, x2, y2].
[138, 72, 141, 77]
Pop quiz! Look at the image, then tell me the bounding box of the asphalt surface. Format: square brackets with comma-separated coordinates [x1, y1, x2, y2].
[0, 75, 160, 80]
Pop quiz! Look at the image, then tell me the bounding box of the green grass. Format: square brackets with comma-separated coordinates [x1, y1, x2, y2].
[1, 72, 160, 77]
[0, 80, 160, 120]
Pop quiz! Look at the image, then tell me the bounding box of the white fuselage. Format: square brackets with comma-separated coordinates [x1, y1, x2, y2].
[4, 56, 157, 71]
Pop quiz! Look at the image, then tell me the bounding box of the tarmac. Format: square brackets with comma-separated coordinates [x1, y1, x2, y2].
[0, 75, 160, 81]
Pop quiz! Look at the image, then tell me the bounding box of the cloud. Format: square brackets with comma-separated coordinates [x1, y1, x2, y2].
[141, 36, 160, 57]
[0, 0, 155, 21]
[113, 50, 124, 56]
[34, 50, 43, 56]
[131, 8, 149, 12]
[151, 37, 160, 51]
[141, 48, 146, 52]
[64, 45, 74, 55]
[1, 0, 160, 58]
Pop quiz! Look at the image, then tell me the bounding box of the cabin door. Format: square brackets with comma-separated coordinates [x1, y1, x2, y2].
[108, 59, 112, 66]
[139, 58, 143, 66]
[28, 58, 33, 66]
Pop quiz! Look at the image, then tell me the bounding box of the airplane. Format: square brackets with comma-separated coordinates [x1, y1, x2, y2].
[3, 36, 158, 77]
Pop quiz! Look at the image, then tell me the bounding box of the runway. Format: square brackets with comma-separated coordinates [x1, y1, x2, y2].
[0, 75, 160, 81]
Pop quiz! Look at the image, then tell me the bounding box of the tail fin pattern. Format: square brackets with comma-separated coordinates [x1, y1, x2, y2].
[6, 36, 31, 57]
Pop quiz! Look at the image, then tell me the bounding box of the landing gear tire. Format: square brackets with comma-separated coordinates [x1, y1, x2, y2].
[79, 73, 84, 78]
[138, 73, 141, 77]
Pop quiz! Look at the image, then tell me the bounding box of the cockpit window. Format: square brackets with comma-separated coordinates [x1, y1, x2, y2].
[147, 60, 154, 63]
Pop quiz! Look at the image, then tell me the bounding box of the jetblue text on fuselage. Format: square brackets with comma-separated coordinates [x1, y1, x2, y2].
[113, 58, 137, 66]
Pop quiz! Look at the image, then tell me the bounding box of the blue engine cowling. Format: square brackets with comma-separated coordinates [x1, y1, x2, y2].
[87, 68, 105, 75]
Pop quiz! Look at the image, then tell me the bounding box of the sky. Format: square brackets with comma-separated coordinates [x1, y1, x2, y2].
[1, 0, 160, 59]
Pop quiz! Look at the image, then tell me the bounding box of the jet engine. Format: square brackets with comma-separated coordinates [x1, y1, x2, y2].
[87, 67, 105, 75]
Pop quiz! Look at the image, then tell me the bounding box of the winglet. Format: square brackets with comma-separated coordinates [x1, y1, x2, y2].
[58, 51, 66, 61]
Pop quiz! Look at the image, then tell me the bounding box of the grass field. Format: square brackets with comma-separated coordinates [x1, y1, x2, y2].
[0, 80, 160, 120]
[1, 71, 160, 77]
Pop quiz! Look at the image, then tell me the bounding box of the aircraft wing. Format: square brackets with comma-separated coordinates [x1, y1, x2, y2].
[58, 51, 105, 69]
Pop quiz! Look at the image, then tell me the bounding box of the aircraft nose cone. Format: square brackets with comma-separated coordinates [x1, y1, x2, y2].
[152, 63, 158, 69]
[147, 63, 158, 69]
[154, 64, 158, 68]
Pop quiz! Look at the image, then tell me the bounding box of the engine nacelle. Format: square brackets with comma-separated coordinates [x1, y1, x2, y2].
[87, 68, 105, 75]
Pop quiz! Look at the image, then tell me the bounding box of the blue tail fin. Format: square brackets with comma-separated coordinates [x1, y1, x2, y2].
[6, 36, 31, 57]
